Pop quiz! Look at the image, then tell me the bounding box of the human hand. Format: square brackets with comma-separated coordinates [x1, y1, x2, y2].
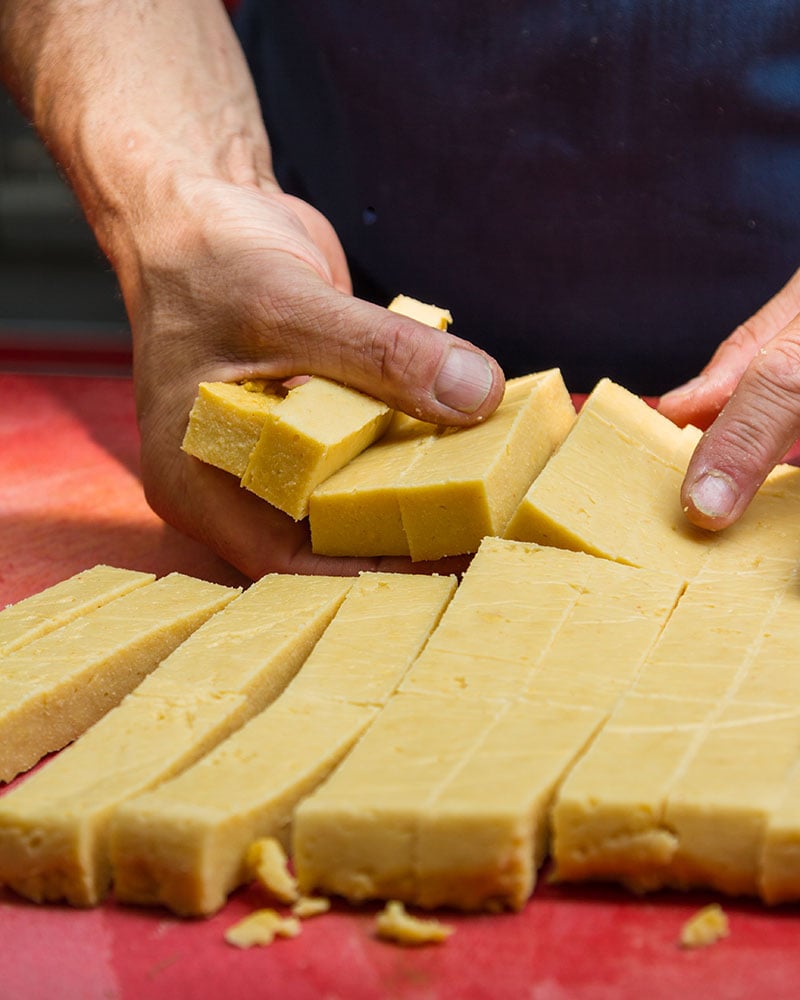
[126, 177, 504, 578]
[658, 268, 800, 530]
[0, 0, 503, 578]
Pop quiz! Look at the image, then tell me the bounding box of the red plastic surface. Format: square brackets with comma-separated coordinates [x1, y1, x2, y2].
[1, 371, 799, 999]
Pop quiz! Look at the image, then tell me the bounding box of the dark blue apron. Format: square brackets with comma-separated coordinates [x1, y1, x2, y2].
[235, 2, 800, 393]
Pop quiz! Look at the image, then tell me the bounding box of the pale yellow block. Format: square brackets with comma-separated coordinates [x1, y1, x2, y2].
[294, 691, 505, 905]
[308, 412, 440, 557]
[398, 369, 575, 561]
[760, 755, 800, 903]
[309, 371, 574, 560]
[402, 537, 681, 703]
[415, 698, 605, 911]
[735, 626, 800, 706]
[296, 540, 680, 912]
[704, 467, 800, 569]
[633, 561, 794, 701]
[112, 697, 373, 916]
[551, 694, 715, 890]
[504, 378, 711, 576]
[285, 573, 456, 706]
[0, 575, 351, 906]
[181, 381, 281, 477]
[0, 574, 238, 784]
[387, 294, 453, 329]
[0, 565, 154, 656]
[110, 573, 454, 916]
[522, 564, 684, 712]
[664, 703, 800, 896]
[241, 376, 393, 520]
[398, 537, 593, 698]
[553, 553, 800, 901]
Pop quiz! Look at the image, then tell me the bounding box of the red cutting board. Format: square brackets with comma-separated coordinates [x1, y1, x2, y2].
[1, 371, 798, 1000]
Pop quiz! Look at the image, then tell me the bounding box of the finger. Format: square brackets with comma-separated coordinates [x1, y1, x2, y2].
[252, 271, 505, 427]
[659, 266, 800, 430]
[283, 194, 353, 296]
[681, 319, 800, 530]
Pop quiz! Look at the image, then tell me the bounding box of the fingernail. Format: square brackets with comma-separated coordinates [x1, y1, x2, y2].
[688, 470, 738, 518]
[434, 348, 494, 413]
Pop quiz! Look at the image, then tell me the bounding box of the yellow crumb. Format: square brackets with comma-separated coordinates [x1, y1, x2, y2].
[292, 895, 331, 919]
[679, 903, 730, 949]
[224, 909, 301, 949]
[246, 837, 299, 904]
[240, 379, 272, 393]
[375, 900, 454, 946]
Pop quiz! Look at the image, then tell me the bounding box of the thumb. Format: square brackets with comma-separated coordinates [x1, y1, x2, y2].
[266, 276, 506, 426]
[658, 267, 800, 429]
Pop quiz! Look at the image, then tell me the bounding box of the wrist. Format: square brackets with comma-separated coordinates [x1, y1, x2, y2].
[1, 0, 278, 297]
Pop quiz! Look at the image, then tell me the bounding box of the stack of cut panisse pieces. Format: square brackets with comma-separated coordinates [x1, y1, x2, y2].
[5, 293, 800, 924]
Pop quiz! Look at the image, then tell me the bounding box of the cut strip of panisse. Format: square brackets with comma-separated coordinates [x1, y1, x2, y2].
[505, 378, 800, 576]
[0, 573, 238, 784]
[0, 565, 154, 656]
[397, 371, 575, 561]
[241, 377, 393, 520]
[0, 575, 352, 906]
[181, 380, 281, 477]
[310, 370, 575, 560]
[294, 537, 683, 911]
[386, 293, 453, 329]
[308, 411, 441, 557]
[504, 379, 712, 575]
[551, 556, 800, 898]
[110, 573, 455, 917]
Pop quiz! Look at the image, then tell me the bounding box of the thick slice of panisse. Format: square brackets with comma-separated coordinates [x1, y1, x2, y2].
[386, 294, 453, 329]
[397, 371, 575, 561]
[310, 371, 575, 560]
[181, 380, 281, 477]
[505, 378, 800, 576]
[110, 573, 455, 916]
[551, 555, 800, 898]
[308, 412, 440, 557]
[294, 537, 682, 910]
[241, 376, 393, 520]
[0, 565, 154, 656]
[505, 378, 712, 576]
[0, 573, 238, 784]
[0, 575, 351, 906]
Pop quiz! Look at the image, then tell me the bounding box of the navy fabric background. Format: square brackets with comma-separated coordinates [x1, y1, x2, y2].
[236, 2, 800, 394]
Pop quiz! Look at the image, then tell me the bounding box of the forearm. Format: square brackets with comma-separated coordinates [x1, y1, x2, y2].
[0, 0, 276, 277]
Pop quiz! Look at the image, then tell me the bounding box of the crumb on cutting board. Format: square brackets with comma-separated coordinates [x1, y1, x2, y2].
[246, 837, 299, 905]
[224, 909, 301, 949]
[375, 900, 454, 946]
[679, 903, 730, 949]
[292, 895, 331, 919]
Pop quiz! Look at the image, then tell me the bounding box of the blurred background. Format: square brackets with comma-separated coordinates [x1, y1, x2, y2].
[0, 94, 131, 373]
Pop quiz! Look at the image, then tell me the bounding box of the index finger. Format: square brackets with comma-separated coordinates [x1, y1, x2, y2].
[681, 320, 800, 530]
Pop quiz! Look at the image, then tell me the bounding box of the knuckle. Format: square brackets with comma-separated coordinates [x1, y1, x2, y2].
[366, 315, 435, 384]
[725, 320, 763, 356]
[758, 333, 800, 398]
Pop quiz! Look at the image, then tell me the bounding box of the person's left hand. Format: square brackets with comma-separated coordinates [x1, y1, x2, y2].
[658, 267, 800, 529]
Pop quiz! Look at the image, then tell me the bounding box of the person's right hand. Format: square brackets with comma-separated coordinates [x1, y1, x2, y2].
[124, 174, 504, 579]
